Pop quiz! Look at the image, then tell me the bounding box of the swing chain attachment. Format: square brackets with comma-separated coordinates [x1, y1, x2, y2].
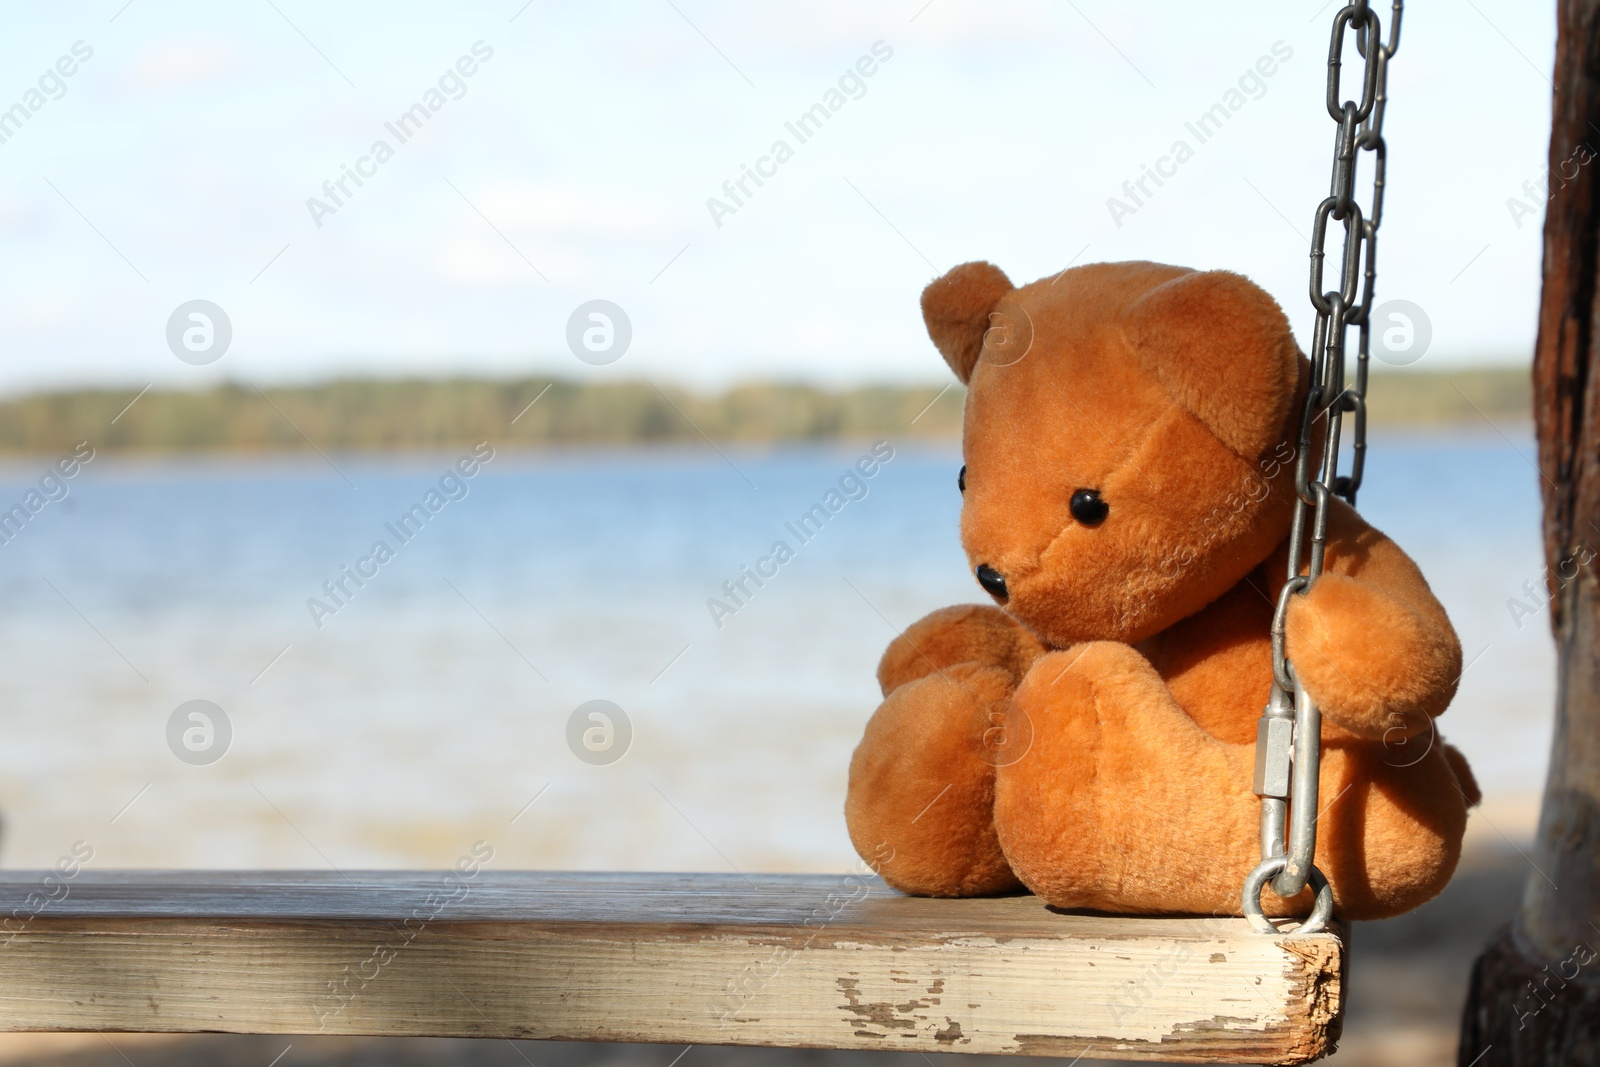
[1243, 0, 1400, 936]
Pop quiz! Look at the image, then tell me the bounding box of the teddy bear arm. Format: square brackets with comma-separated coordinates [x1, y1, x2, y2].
[876, 604, 1048, 696]
[1284, 510, 1461, 740]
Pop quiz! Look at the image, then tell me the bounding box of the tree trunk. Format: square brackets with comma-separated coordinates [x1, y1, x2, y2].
[1458, 1, 1600, 1063]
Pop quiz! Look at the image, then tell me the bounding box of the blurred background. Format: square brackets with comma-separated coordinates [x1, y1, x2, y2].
[0, 1, 1562, 1065]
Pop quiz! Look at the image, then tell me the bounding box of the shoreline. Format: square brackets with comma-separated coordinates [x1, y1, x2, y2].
[0, 371, 1531, 458]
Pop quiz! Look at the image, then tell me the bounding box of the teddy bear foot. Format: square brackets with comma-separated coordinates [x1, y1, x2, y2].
[993, 643, 1272, 917]
[845, 663, 1022, 897]
[992, 644, 1472, 920]
[1308, 737, 1470, 920]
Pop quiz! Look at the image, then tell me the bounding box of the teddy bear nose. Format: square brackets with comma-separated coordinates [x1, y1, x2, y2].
[976, 564, 1008, 602]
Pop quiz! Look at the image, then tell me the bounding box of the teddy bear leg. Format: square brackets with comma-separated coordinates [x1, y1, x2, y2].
[994, 643, 1475, 920]
[846, 663, 1023, 896]
[1310, 737, 1472, 920]
[993, 642, 1271, 916]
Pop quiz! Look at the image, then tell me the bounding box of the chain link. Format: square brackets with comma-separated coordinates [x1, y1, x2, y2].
[1243, 0, 1400, 936]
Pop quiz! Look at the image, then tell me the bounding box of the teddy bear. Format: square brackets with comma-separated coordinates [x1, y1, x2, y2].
[844, 260, 1480, 921]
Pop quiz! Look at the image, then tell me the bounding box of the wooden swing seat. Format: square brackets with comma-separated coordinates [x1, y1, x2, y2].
[0, 870, 1343, 1064]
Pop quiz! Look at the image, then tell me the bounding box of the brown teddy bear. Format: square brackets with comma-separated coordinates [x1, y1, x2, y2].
[845, 260, 1480, 921]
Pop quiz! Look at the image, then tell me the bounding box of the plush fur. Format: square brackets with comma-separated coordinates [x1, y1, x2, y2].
[845, 260, 1480, 921]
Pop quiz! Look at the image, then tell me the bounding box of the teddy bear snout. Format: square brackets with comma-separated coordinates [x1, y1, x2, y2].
[975, 563, 1009, 602]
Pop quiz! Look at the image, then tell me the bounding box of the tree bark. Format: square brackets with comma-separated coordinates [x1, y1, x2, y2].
[1458, 1, 1600, 1063]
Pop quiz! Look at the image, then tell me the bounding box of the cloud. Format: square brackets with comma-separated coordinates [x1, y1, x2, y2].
[434, 233, 587, 284]
[0, 191, 48, 238]
[126, 39, 234, 91]
[460, 182, 681, 239]
[717, 0, 1061, 51]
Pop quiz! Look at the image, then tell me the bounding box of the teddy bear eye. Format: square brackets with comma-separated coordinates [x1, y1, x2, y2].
[958, 465, 967, 493]
[1070, 488, 1108, 526]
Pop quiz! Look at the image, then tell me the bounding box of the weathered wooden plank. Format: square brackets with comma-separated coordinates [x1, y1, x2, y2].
[0, 872, 1342, 1064]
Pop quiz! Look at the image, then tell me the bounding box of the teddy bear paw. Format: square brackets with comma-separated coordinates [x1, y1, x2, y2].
[846, 663, 1023, 897]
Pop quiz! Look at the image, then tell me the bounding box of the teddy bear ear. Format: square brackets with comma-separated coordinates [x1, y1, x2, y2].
[921, 261, 1015, 383]
[1124, 270, 1301, 459]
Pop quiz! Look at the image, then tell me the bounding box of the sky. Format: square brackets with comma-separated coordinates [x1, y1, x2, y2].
[0, 0, 1561, 395]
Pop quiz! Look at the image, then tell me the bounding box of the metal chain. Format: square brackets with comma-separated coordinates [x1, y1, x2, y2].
[1242, 0, 1400, 936]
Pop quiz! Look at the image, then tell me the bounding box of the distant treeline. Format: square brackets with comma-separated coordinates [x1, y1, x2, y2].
[0, 368, 1529, 454]
[1361, 367, 1531, 427]
[0, 380, 964, 454]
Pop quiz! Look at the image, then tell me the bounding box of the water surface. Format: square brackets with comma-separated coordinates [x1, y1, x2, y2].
[0, 430, 1552, 872]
